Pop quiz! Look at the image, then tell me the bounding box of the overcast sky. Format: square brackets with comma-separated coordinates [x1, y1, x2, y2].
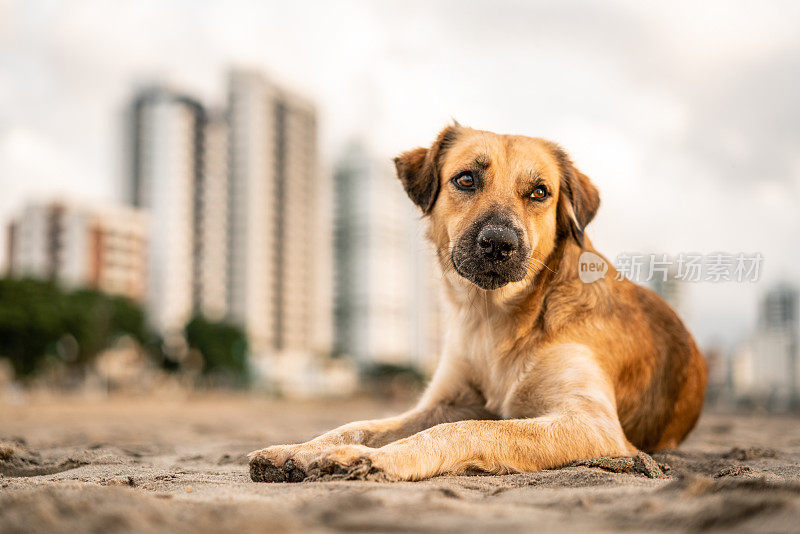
[1, 0, 799, 348]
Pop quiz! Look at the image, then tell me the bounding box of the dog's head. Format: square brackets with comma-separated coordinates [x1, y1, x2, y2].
[395, 124, 599, 291]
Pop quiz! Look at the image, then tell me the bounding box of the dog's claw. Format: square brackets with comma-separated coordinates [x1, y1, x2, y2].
[284, 459, 306, 482]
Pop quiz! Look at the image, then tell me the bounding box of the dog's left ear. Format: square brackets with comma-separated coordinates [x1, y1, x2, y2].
[394, 124, 461, 214]
[553, 146, 600, 247]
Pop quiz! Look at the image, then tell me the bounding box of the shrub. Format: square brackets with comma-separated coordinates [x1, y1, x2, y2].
[184, 315, 249, 383]
[0, 278, 147, 378]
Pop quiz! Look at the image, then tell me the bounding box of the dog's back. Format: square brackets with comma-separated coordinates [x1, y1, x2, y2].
[591, 276, 707, 451]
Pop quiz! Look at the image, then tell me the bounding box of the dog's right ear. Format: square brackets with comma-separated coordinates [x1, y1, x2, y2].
[394, 124, 461, 214]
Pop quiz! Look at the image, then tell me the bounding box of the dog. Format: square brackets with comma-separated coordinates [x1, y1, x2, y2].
[249, 124, 707, 482]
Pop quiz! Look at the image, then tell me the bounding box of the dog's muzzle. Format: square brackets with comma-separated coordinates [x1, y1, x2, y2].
[451, 215, 529, 290]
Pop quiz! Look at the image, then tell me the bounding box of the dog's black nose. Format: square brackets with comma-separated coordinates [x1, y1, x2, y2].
[477, 226, 518, 261]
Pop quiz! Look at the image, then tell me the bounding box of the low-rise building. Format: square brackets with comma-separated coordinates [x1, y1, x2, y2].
[6, 201, 148, 302]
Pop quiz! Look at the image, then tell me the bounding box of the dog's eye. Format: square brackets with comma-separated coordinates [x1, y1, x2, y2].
[453, 172, 476, 190]
[530, 186, 549, 200]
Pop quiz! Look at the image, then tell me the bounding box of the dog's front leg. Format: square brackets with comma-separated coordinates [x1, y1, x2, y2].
[307, 346, 637, 481]
[308, 410, 635, 481]
[249, 363, 493, 482]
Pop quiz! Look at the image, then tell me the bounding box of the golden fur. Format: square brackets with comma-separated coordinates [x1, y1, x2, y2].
[249, 124, 707, 482]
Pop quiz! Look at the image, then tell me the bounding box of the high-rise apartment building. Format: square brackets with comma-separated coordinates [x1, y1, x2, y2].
[128, 87, 204, 335]
[333, 142, 441, 370]
[732, 284, 800, 406]
[6, 201, 148, 302]
[125, 73, 328, 369]
[226, 70, 320, 355]
[226, 71, 278, 350]
[196, 110, 229, 321]
[275, 94, 318, 352]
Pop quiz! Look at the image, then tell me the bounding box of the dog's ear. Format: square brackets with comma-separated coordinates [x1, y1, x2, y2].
[552, 145, 600, 247]
[394, 124, 461, 214]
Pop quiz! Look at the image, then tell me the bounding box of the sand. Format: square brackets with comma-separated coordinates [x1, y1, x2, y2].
[2, 393, 800, 533]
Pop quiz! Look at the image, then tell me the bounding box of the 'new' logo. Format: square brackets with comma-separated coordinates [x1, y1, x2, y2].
[578, 251, 608, 283]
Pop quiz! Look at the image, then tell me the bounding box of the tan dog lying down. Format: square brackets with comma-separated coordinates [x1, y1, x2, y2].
[249, 124, 707, 482]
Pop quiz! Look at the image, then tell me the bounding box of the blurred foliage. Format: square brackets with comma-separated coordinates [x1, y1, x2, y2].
[362, 362, 426, 384]
[0, 279, 252, 385]
[0, 277, 147, 378]
[184, 315, 249, 382]
[361, 362, 426, 400]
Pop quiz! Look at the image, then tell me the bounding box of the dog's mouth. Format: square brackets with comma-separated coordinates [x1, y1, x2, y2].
[451, 257, 528, 290]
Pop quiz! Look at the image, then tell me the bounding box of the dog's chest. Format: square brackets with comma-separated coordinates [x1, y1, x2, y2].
[451, 317, 530, 417]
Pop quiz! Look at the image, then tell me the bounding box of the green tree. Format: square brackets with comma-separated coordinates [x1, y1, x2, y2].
[184, 315, 249, 382]
[0, 277, 148, 378]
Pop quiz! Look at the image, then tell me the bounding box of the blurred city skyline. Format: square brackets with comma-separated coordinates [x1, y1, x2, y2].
[2, 0, 800, 351]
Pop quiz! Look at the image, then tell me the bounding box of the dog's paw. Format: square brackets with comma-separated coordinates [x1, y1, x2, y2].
[305, 445, 396, 482]
[570, 452, 667, 479]
[248, 445, 307, 483]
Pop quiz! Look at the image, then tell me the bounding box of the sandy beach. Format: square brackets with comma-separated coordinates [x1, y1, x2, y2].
[2, 393, 800, 533]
